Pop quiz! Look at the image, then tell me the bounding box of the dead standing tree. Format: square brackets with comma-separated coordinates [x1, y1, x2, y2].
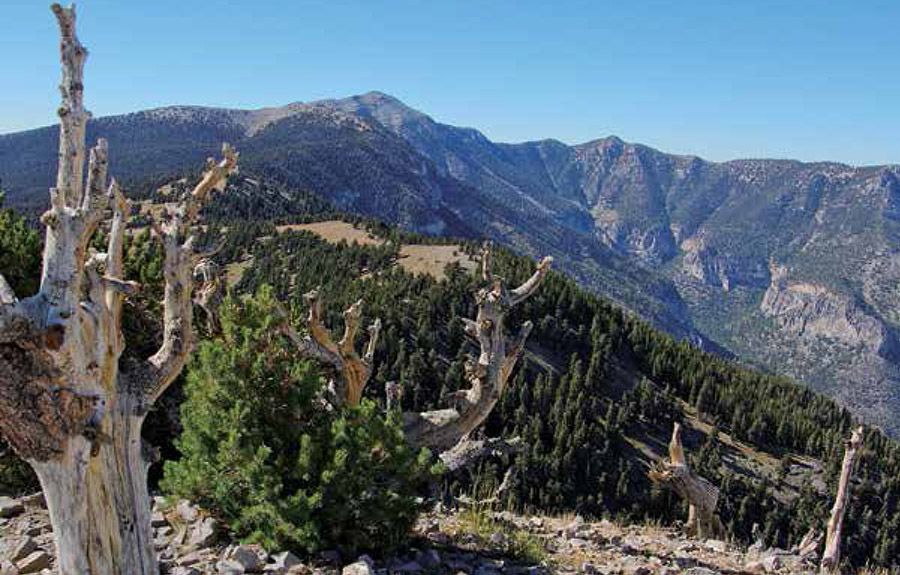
[820, 426, 864, 574]
[649, 422, 725, 539]
[0, 6, 237, 574]
[401, 243, 552, 469]
[275, 242, 552, 470]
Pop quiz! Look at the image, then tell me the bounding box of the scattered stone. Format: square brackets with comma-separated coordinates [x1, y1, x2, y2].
[177, 551, 206, 567]
[217, 559, 246, 574]
[319, 550, 342, 565]
[415, 549, 440, 569]
[228, 545, 261, 572]
[270, 551, 301, 571]
[9, 538, 37, 563]
[567, 538, 590, 549]
[341, 556, 375, 575]
[744, 555, 782, 572]
[176, 500, 200, 523]
[704, 539, 727, 553]
[393, 560, 422, 573]
[562, 515, 585, 538]
[151, 511, 168, 528]
[16, 551, 50, 574]
[0, 498, 24, 519]
[18, 494, 44, 509]
[188, 517, 218, 548]
[444, 558, 473, 572]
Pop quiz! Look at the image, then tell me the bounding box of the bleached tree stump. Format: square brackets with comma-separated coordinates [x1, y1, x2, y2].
[649, 422, 725, 539]
[820, 425, 864, 573]
[0, 6, 237, 574]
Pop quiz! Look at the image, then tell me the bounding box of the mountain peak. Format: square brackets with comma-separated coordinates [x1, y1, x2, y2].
[311, 92, 431, 132]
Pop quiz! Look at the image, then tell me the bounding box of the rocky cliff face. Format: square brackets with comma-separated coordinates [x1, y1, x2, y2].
[3, 92, 900, 433]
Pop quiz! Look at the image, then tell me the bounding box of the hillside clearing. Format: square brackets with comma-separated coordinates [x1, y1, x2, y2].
[278, 220, 478, 280]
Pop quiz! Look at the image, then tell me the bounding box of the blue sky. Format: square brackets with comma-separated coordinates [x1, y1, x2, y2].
[2, 0, 898, 165]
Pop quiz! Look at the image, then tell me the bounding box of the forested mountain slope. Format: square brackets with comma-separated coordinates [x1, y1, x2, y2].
[3, 93, 900, 435]
[193, 175, 900, 570]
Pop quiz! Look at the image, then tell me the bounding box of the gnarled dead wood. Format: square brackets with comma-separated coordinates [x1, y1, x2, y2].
[793, 527, 823, 561]
[125, 143, 238, 405]
[402, 242, 552, 454]
[193, 258, 224, 334]
[649, 422, 725, 539]
[438, 435, 523, 473]
[820, 426, 864, 573]
[0, 6, 237, 573]
[275, 288, 381, 408]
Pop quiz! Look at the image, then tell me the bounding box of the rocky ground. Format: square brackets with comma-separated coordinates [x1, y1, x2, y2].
[0, 494, 824, 574]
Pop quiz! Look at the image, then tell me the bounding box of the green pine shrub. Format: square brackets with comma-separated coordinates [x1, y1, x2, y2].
[162, 286, 436, 555]
[0, 190, 41, 496]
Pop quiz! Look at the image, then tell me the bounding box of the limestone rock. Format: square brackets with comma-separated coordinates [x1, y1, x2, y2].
[0, 498, 24, 519]
[270, 551, 301, 571]
[8, 538, 36, 563]
[228, 545, 261, 572]
[16, 551, 50, 574]
[188, 517, 219, 548]
[341, 556, 375, 575]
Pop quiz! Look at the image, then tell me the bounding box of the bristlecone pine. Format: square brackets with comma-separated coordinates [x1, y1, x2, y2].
[276, 241, 553, 470]
[649, 422, 725, 539]
[0, 5, 237, 574]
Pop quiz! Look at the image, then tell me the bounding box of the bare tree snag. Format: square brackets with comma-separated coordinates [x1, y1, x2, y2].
[793, 527, 823, 561]
[193, 258, 224, 334]
[0, 7, 237, 574]
[401, 242, 552, 454]
[275, 288, 381, 407]
[438, 436, 523, 473]
[820, 425, 864, 573]
[649, 423, 725, 539]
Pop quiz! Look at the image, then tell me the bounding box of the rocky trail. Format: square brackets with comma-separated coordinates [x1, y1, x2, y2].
[1, 493, 824, 575]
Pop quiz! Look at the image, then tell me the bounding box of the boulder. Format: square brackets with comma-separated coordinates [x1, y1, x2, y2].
[217, 559, 247, 574]
[18, 494, 44, 509]
[176, 500, 200, 523]
[228, 546, 261, 572]
[743, 555, 782, 573]
[9, 538, 37, 563]
[342, 556, 375, 575]
[270, 551, 301, 571]
[0, 498, 24, 519]
[188, 517, 218, 548]
[16, 551, 50, 574]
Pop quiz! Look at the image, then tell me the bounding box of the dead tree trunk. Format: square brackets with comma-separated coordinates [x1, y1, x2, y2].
[649, 422, 724, 539]
[276, 242, 551, 468]
[0, 6, 237, 574]
[401, 242, 552, 466]
[820, 425, 864, 574]
[276, 289, 381, 408]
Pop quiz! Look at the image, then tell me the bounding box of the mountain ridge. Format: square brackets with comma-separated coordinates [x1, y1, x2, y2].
[2, 92, 899, 434]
